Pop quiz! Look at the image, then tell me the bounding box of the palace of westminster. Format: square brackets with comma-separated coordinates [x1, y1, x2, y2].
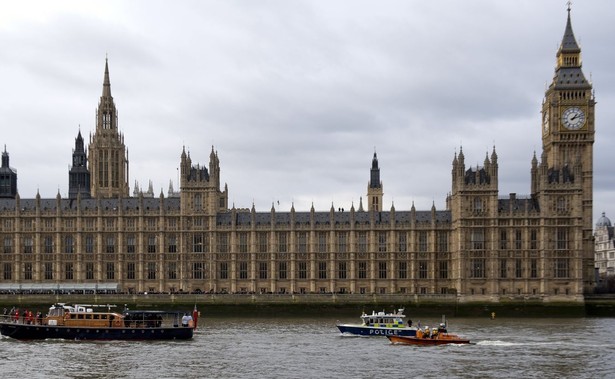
[0, 9, 600, 301]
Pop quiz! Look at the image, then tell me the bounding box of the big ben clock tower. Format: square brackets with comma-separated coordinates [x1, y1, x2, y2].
[539, 5, 595, 293]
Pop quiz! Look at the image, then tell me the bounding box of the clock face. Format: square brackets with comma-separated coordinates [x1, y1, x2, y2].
[561, 107, 586, 130]
[543, 110, 549, 133]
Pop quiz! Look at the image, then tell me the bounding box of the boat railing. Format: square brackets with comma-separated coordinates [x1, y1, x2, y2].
[0, 313, 44, 325]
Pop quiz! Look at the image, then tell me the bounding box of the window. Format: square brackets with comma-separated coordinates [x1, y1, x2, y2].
[378, 261, 387, 279]
[193, 234, 204, 253]
[44, 236, 54, 254]
[338, 262, 347, 279]
[86, 262, 94, 280]
[514, 230, 522, 250]
[398, 232, 407, 252]
[530, 259, 538, 278]
[499, 230, 508, 250]
[398, 262, 407, 279]
[218, 233, 229, 253]
[147, 262, 156, 280]
[44, 262, 53, 280]
[278, 261, 287, 279]
[337, 232, 347, 253]
[85, 235, 94, 254]
[296, 232, 307, 253]
[258, 233, 268, 253]
[473, 197, 483, 212]
[220, 262, 228, 279]
[318, 233, 327, 253]
[239, 233, 249, 253]
[147, 235, 156, 253]
[259, 262, 268, 279]
[515, 259, 523, 278]
[318, 262, 327, 279]
[278, 233, 288, 253]
[106, 262, 115, 280]
[194, 194, 202, 210]
[418, 261, 428, 279]
[418, 231, 428, 252]
[167, 235, 177, 253]
[64, 236, 74, 254]
[127, 235, 136, 254]
[357, 232, 367, 253]
[358, 261, 367, 279]
[436, 232, 448, 252]
[556, 228, 568, 250]
[24, 263, 33, 280]
[554, 258, 569, 278]
[3, 237, 12, 254]
[23, 237, 33, 254]
[470, 259, 485, 278]
[530, 229, 538, 250]
[168, 262, 177, 280]
[127, 262, 135, 280]
[193, 263, 204, 279]
[378, 233, 387, 252]
[297, 261, 307, 279]
[439, 261, 448, 279]
[238, 262, 248, 279]
[471, 229, 485, 250]
[3, 263, 12, 280]
[106, 236, 115, 253]
[500, 259, 507, 278]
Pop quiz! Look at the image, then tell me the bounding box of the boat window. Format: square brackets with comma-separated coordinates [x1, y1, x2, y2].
[93, 314, 100, 320]
[101, 314, 108, 320]
[78, 314, 84, 319]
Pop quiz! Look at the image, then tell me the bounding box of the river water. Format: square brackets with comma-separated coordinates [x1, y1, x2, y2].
[1, 315, 614, 379]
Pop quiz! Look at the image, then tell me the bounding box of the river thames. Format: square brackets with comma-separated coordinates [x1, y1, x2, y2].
[1, 315, 614, 378]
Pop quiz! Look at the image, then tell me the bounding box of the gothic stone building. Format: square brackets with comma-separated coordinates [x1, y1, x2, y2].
[0, 9, 596, 301]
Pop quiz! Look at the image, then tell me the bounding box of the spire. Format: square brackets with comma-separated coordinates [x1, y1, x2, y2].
[559, 4, 580, 54]
[102, 57, 112, 98]
[1, 145, 8, 168]
[369, 151, 381, 189]
[552, 5, 590, 91]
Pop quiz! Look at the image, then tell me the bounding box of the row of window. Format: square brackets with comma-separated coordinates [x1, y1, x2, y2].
[469, 258, 570, 278]
[3, 258, 571, 282]
[470, 228, 569, 250]
[1, 231, 449, 255]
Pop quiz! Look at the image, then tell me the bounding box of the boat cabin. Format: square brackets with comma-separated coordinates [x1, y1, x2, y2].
[45, 303, 123, 328]
[360, 309, 407, 328]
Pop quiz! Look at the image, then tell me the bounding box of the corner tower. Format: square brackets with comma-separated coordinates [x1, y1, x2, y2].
[88, 58, 129, 198]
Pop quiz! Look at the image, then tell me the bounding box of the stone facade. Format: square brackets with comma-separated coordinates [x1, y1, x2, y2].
[0, 9, 596, 301]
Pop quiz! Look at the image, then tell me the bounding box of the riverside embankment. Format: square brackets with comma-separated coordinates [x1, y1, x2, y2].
[1, 293, 613, 317]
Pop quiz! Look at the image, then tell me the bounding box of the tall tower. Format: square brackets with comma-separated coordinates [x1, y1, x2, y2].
[0, 146, 17, 198]
[537, 6, 595, 292]
[88, 58, 129, 198]
[367, 152, 383, 212]
[68, 130, 91, 199]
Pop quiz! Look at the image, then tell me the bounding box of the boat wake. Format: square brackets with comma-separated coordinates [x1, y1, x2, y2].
[476, 340, 561, 347]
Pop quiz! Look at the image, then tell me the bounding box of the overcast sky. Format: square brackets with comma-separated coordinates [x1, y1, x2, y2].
[1, 0, 614, 223]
